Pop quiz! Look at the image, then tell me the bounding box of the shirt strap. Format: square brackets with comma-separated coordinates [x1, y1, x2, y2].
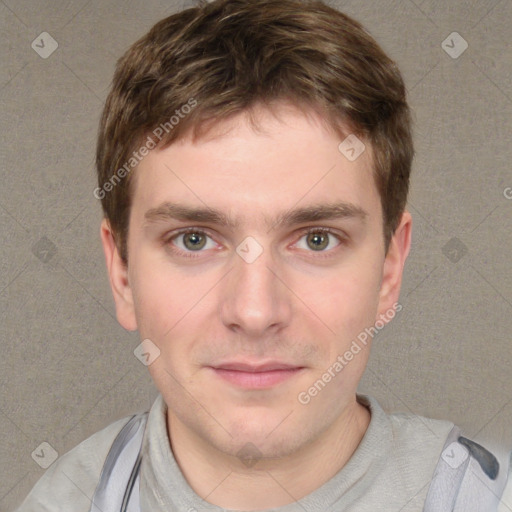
[89, 411, 148, 512]
[423, 425, 508, 511]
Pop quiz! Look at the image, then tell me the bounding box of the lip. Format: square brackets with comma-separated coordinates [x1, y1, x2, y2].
[208, 361, 305, 389]
[212, 361, 301, 372]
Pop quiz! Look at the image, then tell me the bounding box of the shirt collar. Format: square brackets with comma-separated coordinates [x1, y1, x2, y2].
[139, 392, 392, 511]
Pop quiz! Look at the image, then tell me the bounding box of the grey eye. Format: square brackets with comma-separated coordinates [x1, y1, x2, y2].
[306, 232, 329, 251]
[182, 232, 207, 251]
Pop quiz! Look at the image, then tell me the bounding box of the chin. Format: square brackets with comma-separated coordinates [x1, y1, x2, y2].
[217, 416, 306, 458]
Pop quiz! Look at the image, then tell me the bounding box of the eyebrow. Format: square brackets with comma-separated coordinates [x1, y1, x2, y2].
[143, 201, 368, 231]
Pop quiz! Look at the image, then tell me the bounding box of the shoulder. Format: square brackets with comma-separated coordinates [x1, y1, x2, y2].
[356, 395, 456, 506]
[14, 415, 134, 512]
[377, 402, 511, 509]
[389, 409, 456, 462]
[359, 394, 456, 452]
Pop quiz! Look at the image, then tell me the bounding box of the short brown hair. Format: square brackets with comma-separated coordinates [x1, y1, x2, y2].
[95, 0, 413, 264]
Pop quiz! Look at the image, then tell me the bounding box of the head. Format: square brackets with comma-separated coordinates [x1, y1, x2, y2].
[98, 0, 413, 461]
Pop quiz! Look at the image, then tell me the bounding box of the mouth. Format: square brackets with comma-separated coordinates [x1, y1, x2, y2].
[208, 361, 305, 389]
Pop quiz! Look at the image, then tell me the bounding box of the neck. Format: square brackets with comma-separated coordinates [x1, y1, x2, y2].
[166, 397, 371, 510]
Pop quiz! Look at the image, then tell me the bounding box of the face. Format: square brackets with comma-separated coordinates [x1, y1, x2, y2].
[102, 102, 411, 461]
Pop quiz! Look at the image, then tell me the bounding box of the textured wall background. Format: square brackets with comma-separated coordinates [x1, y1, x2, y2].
[1, 0, 511, 510]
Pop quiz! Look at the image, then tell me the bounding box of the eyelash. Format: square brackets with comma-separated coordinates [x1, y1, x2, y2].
[164, 227, 346, 259]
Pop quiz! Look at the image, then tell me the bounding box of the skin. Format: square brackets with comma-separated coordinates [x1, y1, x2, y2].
[101, 102, 412, 510]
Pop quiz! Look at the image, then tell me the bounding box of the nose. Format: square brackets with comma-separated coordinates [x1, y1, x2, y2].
[219, 241, 293, 338]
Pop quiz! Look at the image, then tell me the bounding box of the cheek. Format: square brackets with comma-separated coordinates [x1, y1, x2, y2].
[300, 258, 382, 345]
[129, 252, 199, 341]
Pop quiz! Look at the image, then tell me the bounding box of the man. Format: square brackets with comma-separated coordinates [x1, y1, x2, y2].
[15, 0, 512, 510]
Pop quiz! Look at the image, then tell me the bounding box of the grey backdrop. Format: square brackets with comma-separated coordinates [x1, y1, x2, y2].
[1, 0, 511, 510]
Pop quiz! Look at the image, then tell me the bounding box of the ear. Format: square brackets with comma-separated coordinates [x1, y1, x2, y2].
[100, 218, 138, 331]
[376, 210, 412, 320]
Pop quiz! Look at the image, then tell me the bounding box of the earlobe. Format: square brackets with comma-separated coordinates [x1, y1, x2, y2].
[377, 211, 412, 319]
[100, 219, 138, 331]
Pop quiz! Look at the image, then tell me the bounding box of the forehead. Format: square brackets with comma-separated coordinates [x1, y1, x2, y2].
[130, 103, 380, 225]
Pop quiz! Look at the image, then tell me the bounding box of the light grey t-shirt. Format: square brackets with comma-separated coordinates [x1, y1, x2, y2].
[14, 393, 512, 511]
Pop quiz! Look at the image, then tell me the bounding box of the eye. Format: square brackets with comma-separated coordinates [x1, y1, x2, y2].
[165, 227, 344, 258]
[295, 228, 342, 252]
[168, 229, 217, 253]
